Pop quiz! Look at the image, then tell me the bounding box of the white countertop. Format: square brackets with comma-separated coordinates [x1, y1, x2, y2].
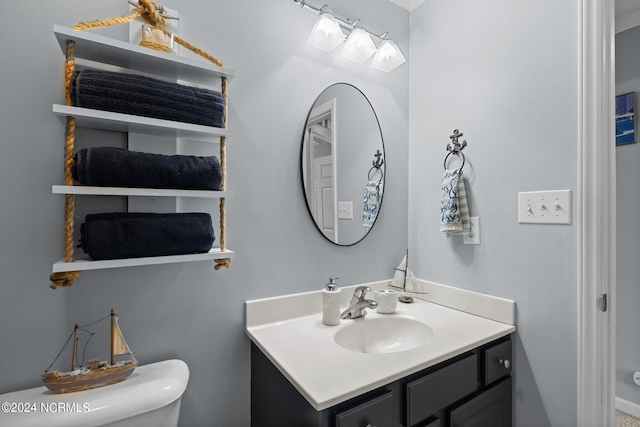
[245, 280, 516, 411]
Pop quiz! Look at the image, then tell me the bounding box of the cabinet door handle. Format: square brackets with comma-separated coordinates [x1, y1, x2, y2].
[499, 358, 511, 369]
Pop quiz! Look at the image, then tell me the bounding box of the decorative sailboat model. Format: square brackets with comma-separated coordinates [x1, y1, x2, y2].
[389, 250, 423, 303]
[42, 309, 137, 394]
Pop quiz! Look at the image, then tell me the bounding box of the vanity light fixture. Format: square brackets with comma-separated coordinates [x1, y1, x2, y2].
[294, 0, 406, 72]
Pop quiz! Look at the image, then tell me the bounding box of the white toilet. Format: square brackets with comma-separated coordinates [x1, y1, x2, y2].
[0, 359, 189, 427]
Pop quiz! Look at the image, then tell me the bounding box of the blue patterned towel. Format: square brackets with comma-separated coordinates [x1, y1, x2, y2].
[440, 169, 469, 233]
[363, 180, 382, 228]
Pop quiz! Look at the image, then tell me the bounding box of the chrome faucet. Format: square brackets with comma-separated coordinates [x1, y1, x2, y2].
[340, 286, 378, 319]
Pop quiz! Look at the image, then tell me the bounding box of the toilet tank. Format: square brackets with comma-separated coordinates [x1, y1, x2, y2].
[0, 359, 189, 427]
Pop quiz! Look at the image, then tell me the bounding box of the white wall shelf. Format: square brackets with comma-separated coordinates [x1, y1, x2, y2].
[54, 25, 234, 84]
[52, 185, 234, 199]
[51, 23, 234, 278]
[52, 248, 235, 273]
[53, 104, 233, 142]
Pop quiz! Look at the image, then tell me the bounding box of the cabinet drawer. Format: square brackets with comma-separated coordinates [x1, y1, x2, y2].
[406, 354, 478, 426]
[335, 391, 393, 427]
[484, 340, 512, 386]
[449, 377, 512, 427]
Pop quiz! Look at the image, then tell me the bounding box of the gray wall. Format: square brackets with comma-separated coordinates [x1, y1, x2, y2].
[0, 1, 409, 426]
[0, 0, 84, 395]
[615, 24, 640, 406]
[408, 1, 579, 426]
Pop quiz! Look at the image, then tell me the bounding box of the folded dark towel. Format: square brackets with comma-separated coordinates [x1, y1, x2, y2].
[71, 69, 225, 128]
[79, 212, 215, 260]
[72, 147, 222, 190]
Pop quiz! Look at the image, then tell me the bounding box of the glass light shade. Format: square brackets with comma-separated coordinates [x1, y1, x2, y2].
[341, 28, 377, 63]
[371, 40, 406, 73]
[306, 12, 345, 52]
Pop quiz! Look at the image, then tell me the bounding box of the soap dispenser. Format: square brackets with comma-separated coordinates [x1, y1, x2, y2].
[322, 277, 341, 326]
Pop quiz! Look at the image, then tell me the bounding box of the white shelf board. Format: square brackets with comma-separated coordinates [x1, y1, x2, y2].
[52, 185, 234, 198]
[53, 104, 232, 141]
[54, 25, 234, 83]
[52, 248, 235, 273]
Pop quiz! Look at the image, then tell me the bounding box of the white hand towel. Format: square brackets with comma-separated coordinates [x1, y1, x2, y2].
[440, 169, 469, 234]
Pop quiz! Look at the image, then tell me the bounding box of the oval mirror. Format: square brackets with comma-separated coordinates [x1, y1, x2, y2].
[300, 83, 385, 246]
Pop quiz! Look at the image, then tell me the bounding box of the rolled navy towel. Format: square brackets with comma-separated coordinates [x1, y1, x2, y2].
[72, 147, 222, 190]
[70, 68, 225, 128]
[79, 212, 215, 260]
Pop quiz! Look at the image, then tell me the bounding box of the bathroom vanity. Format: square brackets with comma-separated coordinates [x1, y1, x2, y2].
[246, 280, 516, 427]
[251, 336, 511, 427]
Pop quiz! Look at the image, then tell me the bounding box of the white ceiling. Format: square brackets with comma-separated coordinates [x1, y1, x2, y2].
[617, 0, 640, 17]
[388, 0, 639, 15]
[387, 0, 640, 34]
[386, 0, 426, 12]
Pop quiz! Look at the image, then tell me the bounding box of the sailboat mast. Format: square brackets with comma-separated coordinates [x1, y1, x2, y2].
[71, 323, 78, 371]
[404, 249, 409, 291]
[110, 309, 115, 366]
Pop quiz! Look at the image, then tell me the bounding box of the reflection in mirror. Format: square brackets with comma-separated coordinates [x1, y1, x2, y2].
[300, 83, 385, 246]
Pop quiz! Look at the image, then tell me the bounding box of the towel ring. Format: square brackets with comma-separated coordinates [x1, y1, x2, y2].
[368, 150, 384, 183]
[444, 150, 465, 171]
[443, 129, 467, 171]
[368, 166, 384, 183]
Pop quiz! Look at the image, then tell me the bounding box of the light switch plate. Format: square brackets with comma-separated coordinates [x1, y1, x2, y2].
[518, 190, 571, 224]
[338, 201, 353, 220]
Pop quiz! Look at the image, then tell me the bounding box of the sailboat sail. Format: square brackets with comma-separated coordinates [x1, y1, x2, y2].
[404, 265, 419, 292]
[112, 320, 131, 357]
[389, 251, 427, 294]
[390, 255, 407, 289]
[390, 254, 422, 293]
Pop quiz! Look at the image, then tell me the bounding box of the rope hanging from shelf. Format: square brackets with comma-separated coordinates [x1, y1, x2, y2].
[50, 1, 230, 288]
[215, 76, 230, 271]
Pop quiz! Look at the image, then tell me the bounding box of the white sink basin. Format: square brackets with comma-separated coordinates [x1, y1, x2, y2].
[334, 317, 434, 354]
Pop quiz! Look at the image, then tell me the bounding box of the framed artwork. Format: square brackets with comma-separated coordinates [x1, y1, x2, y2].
[616, 92, 636, 145]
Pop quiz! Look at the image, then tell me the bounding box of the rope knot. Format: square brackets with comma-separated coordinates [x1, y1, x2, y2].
[215, 258, 231, 270]
[138, 0, 169, 26]
[50, 271, 82, 289]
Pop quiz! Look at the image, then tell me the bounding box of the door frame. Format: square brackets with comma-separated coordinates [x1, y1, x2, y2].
[303, 99, 339, 241]
[578, 0, 616, 425]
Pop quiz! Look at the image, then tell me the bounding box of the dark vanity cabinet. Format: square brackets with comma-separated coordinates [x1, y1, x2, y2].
[251, 335, 513, 427]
